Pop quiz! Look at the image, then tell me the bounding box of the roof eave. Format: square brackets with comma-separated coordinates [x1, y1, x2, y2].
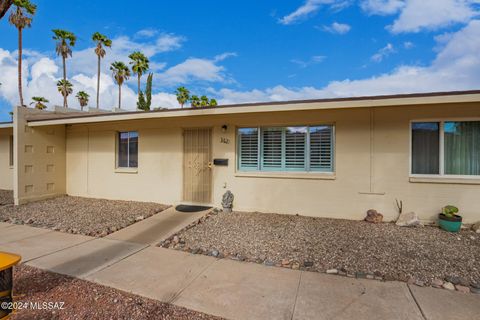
[27, 91, 480, 127]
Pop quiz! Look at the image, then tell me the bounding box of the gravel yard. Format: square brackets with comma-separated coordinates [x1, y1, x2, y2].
[162, 211, 480, 288]
[0, 189, 13, 205]
[10, 265, 221, 320]
[0, 196, 169, 237]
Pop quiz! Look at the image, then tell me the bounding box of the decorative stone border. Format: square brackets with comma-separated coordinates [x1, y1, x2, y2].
[159, 208, 480, 295]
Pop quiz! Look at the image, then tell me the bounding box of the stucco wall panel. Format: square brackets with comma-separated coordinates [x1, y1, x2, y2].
[0, 128, 13, 190]
[64, 102, 480, 222]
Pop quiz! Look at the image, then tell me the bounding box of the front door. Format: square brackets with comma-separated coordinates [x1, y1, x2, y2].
[183, 128, 212, 203]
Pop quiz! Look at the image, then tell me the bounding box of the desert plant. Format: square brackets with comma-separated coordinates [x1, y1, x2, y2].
[9, 0, 36, 106]
[52, 29, 76, 107]
[137, 90, 147, 110]
[76, 91, 89, 110]
[129, 51, 149, 98]
[395, 199, 403, 214]
[145, 73, 152, 110]
[30, 96, 48, 110]
[175, 87, 190, 108]
[110, 61, 130, 109]
[200, 95, 209, 107]
[56, 79, 73, 106]
[442, 205, 459, 218]
[209, 98, 218, 107]
[92, 32, 112, 109]
[190, 95, 200, 108]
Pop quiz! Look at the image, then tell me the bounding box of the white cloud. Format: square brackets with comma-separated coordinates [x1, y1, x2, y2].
[214, 52, 238, 62]
[371, 43, 395, 62]
[134, 28, 158, 38]
[281, 0, 479, 32]
[279, 0, 343, 25]
[321, 22, 351, 34]
[389, 0, 479, 33]
[68, 33, 185, 77]
[403, 41, 414, 49]
[217, 20, 480, 104]
[291, 55, 327, 68]
[360, 0, 405, 15]
[155, 53, 236, 86]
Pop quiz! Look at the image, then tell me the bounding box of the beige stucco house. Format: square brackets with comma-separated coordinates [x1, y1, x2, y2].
[1, 90, 480, 222]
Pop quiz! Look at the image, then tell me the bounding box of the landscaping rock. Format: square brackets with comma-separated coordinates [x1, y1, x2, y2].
[396, 211, 422, 227]
[165, 210, 480, 287]
[445, 276, 461, 285]
[135, 215, 145, 222]
[264, 260, 275, 267]
[0, 196, 168, 237]
[281, 259, 290, 266]
[326, 269, 338, 274]
[455, 285, 470, 293]
[432, 278, 444, 288]
[471, 287, 480, 294]
[211, 250, 219, 257]
[472, 222, 480, 233]
[442, 282, 455, 290]
[303, 261, 314, 267]
[221, 190, 234, 213]
[364, 209, 383, 223]
[415, 280, 425, 287]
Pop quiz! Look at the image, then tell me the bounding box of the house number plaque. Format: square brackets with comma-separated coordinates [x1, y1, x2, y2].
[220, 137, 230, 144]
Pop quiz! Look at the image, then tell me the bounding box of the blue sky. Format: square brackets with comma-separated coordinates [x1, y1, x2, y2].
[0, 0, 479, 121]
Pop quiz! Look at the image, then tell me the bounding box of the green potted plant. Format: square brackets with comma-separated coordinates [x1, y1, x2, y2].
[438, 205, 462, 232]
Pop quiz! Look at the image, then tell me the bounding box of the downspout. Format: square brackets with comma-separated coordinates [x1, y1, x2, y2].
[370, 108, 374, 193]
[87, 126, 90, 196]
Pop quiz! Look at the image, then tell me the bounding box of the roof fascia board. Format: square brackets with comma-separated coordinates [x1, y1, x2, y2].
[27, 93, 480, 127]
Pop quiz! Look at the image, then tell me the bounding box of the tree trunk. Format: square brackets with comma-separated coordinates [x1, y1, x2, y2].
[62, 56, 67, 108]
[18, 27, 24, 107]
[137, 74, 141, 98]
[118, 84, 121, 109]
[96, 56, 100, 109]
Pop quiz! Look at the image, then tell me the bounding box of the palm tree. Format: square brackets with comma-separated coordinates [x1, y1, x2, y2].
[200, 95, 209, 107]
[92, 32, 111, 109]
[30, 96, 48, 110]
[76, 91, 89, 110]
[129, 51, 149, 99]
[56, 79, 73, 107]
[209, 98, 218, 107]
[8, 0, 36, 107]
[110, 61, 130, 109]
[190, 95, 200, 108]
[52, 29, 76, 107]
[175, 87, 190, 108]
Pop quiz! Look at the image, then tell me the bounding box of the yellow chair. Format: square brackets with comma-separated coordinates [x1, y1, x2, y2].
[0, 252, 21, 320]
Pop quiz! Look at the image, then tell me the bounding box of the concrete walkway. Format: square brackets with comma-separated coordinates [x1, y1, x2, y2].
[1, 220, 479, 320]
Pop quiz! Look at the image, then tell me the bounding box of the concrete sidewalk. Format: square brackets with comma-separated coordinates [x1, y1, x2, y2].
[1, 221, 479, 320]
[106, 206, 208, 245]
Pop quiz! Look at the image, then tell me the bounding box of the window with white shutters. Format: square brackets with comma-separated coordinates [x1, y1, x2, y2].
[237, 125, 334, 172]
[238, 128, 259, 170]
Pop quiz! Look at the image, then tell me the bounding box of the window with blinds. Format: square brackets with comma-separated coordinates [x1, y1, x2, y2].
[238, 128, 259, 170]
[237, 125, 334, 172]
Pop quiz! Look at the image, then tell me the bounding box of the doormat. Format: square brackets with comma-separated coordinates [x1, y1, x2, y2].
[175, 205, 212, 213]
